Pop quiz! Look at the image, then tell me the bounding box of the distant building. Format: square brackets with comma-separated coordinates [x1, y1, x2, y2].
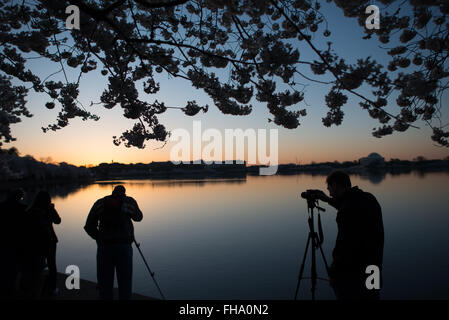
[359, 153, 385, 167]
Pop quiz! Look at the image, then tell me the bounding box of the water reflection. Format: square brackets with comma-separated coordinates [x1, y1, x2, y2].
[359, 171, 387, 184]
[95, 178, 246, 188]
[2, 171, 449, 299]
[0, 178, 247, 202]
[3, 171, 446, 201]
[0, 182, 92, 203]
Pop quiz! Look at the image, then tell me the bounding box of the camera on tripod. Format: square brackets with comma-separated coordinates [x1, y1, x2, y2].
[300, 189, 322, 201]
[295, 189, 329, 300]
[300, 190, 326, 210]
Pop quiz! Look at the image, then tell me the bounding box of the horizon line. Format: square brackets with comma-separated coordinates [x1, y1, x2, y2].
[15, 157, 449, 168]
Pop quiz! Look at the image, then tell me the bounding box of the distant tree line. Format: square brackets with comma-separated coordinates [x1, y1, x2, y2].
[0, 147, 91, 181]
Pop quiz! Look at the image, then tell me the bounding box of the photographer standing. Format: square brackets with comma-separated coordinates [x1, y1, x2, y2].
[314, 171, 384, 300]
[84, 185, 143, 300]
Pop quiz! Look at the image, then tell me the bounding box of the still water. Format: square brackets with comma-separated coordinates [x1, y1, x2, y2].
[13, 172, 449, 299]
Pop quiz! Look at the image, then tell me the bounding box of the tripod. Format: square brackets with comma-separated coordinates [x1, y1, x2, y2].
[134, 239, 166, 300]
[294, 198, 330, 300]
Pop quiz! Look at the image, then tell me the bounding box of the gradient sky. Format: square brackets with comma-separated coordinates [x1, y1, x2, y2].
[5, 1, 449, 166]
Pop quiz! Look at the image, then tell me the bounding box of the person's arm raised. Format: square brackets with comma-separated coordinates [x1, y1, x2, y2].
[50, 203, 61, 224]
[312, 190, 332, 204]
[127, 198, 143, 222]
[311, 190, 338, 210]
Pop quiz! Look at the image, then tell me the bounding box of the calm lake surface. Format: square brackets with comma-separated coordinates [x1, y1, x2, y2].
[12, 172, 449, 299]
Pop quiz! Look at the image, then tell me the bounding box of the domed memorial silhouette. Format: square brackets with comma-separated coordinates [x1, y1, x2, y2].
[359, 153, 385, 167]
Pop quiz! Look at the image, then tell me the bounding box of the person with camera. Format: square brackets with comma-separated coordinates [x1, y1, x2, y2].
[312, 170, 384, 300]
[22, 190, 61, 298]
[84, 185, 143, 300]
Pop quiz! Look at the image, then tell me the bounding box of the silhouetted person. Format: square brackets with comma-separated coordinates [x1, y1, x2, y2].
[22, 191, 61, 298]
[314, 170, 384, 300]
[84, 185, 143, 300]
[0, 189, 27, 298]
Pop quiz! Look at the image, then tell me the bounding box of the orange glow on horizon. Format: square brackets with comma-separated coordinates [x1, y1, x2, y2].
[6, 144, 448, 167]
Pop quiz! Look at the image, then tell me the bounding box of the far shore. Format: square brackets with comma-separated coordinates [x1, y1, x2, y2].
[1, 157, 449, 187]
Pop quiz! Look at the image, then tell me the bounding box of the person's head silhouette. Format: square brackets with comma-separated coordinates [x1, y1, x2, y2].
[112, 185, 126, 198]
[32, 190, 51, 208]
[326, 170, 351, 200]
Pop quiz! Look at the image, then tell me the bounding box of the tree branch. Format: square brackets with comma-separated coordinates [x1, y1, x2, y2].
[270, 0, 420, 130]
[134, 0, 189, 9]
[127, 36, 261, 66]
[101, 0, 127, 14]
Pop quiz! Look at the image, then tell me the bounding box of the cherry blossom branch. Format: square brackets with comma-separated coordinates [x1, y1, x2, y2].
[271, 0, 420, 130]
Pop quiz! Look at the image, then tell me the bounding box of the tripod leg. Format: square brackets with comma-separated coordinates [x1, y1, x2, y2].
[311, 233, 317, 300]
[133, 240, 166, 300]
[317, 242, 330, 276]
[294, 233, 311, 300]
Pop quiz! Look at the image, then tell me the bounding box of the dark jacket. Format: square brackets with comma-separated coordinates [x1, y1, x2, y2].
[328, 186, 384, 280]
[25, 204, 61, 258]
[27, 204, 61, 242]
[84, 195, 143, 245]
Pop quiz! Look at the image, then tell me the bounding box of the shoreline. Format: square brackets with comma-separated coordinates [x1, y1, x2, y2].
[12, 271, 155, 300]
[1, 165, 449, 187]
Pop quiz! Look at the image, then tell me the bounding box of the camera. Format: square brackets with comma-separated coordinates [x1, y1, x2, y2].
[301, 189, 322, 201]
